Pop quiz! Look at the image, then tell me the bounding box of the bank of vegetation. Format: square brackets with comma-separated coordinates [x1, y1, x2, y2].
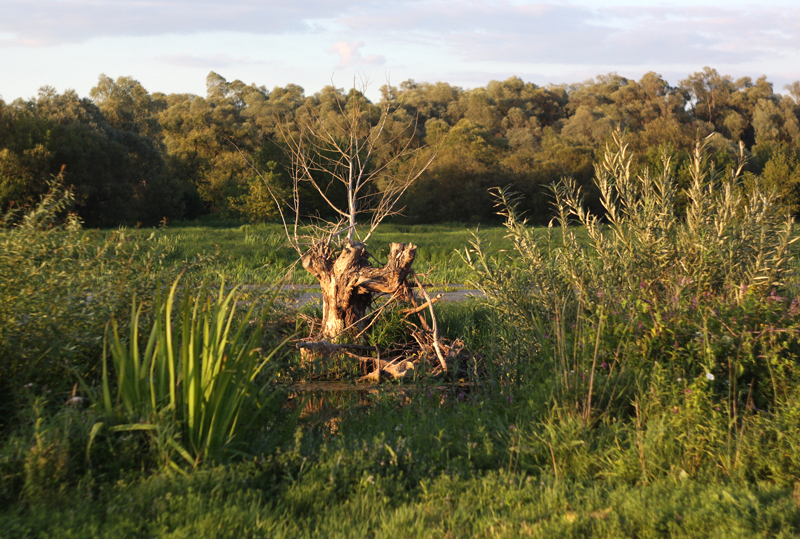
[3, 126, 800, 536]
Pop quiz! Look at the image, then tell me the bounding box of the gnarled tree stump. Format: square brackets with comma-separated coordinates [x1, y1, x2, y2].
[301, 241, 417, 340]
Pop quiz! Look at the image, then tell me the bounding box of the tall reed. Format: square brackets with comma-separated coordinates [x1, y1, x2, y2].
[466, 129, 797, 420]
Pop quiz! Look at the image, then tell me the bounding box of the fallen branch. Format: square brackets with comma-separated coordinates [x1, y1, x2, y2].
[401, 294, 443, 317]
[412, 273, 447, 373]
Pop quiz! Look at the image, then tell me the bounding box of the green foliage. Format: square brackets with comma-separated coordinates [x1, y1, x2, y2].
[5, 68, 800, 226]
[98, 275, 293, 468]
[7, 125, 800, 534]
[0, 180, 179, 425]
[755, 142, 800, 214]
[466, 129, 798, 416]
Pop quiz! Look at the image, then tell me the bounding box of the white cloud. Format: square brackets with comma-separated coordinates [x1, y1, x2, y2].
[338, 1, 800, 68]
[0, 0, 361, 46]
[2, 0, 800, 104]
[330, 41, 385, 68]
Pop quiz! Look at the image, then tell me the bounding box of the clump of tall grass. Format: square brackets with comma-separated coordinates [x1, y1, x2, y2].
[466, 129, 798, 421]
[95, 275, 294, 469]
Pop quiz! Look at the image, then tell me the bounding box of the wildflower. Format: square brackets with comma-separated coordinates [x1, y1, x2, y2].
[768, 290, 785, 302]
[601, 362, 608, 369]
[706, 372, 715, 381]
[685, 389, 692, 395]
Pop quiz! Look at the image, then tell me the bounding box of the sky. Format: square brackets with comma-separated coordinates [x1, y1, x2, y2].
[1, 0, 799, 103]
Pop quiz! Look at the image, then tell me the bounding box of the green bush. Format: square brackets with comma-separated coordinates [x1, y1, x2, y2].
[467, 129, 798, 412]
[0, 180, 186, 423]
[0, 180, 183, 425]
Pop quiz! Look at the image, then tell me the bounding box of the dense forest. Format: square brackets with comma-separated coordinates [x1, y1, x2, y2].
[2, 67, 800, 227]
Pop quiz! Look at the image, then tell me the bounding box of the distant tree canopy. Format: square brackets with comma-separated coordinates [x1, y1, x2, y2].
[2, 68, 800, 226]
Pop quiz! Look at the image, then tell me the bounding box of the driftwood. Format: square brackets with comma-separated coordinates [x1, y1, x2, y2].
[296, 272, 477, 382]
[297, 341, 377, 354]
[412, 274, 448, 373]
[297, 339, 414, 381]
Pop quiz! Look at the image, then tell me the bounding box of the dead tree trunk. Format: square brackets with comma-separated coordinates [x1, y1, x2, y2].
[301, 241, 416, 340]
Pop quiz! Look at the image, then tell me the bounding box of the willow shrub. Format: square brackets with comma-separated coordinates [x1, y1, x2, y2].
[94, 275, 294, 469]
[466, 129, 799, 421]
[0, 179, 179, 425]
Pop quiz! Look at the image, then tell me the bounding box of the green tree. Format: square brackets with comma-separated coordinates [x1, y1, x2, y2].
[680, 67, 735, 128]
[90, 74, 164, 139]
[755, 142, 800, 214]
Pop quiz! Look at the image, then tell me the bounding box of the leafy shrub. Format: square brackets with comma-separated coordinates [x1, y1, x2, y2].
[467, 129, 799, 418]
[0, 179, 179, 424]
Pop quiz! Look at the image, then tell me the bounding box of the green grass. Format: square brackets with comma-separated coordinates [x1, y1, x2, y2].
[4, 380, 800, 537]
[92, 222, 518, 285]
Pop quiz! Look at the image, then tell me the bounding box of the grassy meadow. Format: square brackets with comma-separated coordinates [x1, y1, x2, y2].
[4, 137, 800, 537]
[89, 220, 518, 286]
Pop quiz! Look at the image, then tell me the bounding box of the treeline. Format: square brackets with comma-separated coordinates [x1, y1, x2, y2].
[2, 68, 800, 227]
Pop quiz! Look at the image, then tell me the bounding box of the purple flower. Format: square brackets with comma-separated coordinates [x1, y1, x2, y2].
[768, 290, 786, 302]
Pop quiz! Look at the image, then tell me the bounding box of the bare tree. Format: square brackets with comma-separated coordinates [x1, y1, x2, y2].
[274, 82, 439, 342]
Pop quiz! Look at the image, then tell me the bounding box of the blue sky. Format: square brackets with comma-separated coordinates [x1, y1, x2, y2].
[1, 0, 799, 102]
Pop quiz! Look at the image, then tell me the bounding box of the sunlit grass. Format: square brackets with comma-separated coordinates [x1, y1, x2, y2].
[92, 222, 518, 285]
